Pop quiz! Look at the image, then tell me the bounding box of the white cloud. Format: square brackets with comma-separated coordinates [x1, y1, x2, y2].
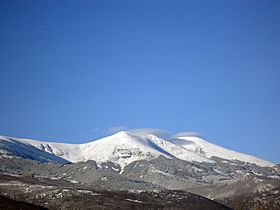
[172, 132, 202, 138]
[108, 126, 127, 134]
[93, 128, 100, 132]
[129, 128, 171, 138]
[100, 127, 202, 140]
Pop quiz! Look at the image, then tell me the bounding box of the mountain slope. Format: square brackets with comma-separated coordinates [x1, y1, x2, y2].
[0, 136, 69, 164]
[79, 132, 212, 168]
[170, 134, 274, 167]
[0, 131, 275, 168]
[0, 172, 232, 210]
[0, 132, 211, 168]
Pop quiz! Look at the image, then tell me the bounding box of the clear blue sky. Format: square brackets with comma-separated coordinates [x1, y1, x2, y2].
[1, 0, 280, 163]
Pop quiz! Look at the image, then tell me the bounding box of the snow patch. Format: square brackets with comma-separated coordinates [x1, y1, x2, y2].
[125, 198, 144, 203]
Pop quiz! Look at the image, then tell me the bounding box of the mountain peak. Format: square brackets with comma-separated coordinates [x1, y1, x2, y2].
[112, 131, 131, 138]
[0, 131, 275, 168]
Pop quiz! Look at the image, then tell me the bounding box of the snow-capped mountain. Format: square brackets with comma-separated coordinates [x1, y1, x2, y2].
[0, 131, 275, 168]
[170, 133, 274, 167]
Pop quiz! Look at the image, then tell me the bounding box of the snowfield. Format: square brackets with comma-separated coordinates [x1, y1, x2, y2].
[0, 131, 275, 168]
[170, 135, 274, 167]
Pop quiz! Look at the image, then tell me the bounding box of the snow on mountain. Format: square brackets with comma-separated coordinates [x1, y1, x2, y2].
[170, 133, 274, 167]
[79, 131, 172, 168]
[145, 134, 212, 163]
[0, 131, 212, 168]
[0, 136, 69, 163]
[0, 131, 275, 168]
